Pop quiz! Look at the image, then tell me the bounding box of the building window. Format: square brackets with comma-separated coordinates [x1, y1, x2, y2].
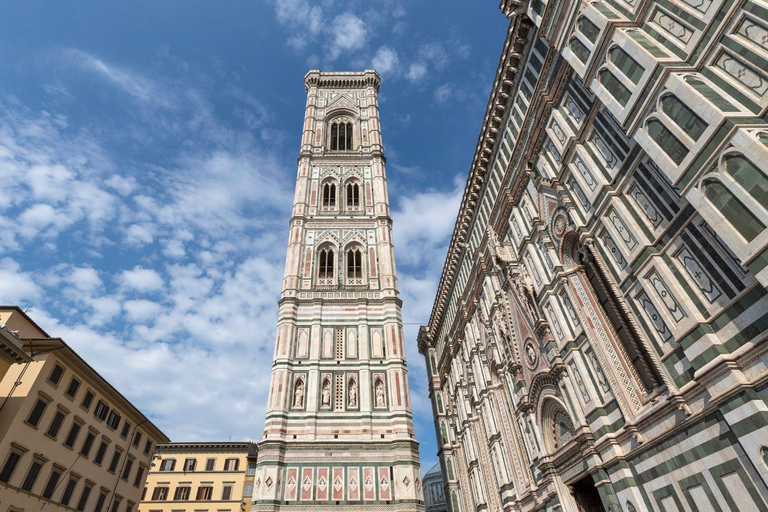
[26, 398, 49, 427]
[647, 119, 687, 164]
[76, 484, 92, 511]
[0, 451, 21, 483]
[125, 502, 135, 512]
[106, 410, 121, 430]
[183, 458, 196, 472]
[108, 449, 122, 473]
[120, 421, 131, 439]
[346, 182, 360, 208]
[205, 458, 215, 471]
[110, 496, 122, 512]
[48, 364, 65, 386]
[577, 16, 600, 43]
[725, 155, 768, 206]
[599, 69, 631, 106]
[247, 463, 256, 476]
[42, 466, 62, 499]
[570, 37, 590, 63]
[160, 458, 176, 472]
[318, 247, 335, 280]
[94, 441, 109, 465]
[244, 484, 253, 497]
[132, 430, 142, 447]
[46, 410, 66, 438]
[196, 486, 213, 500]
[704, 179, 765, 242]
[222, 484, 233, 500]
[94, 400, 109, 421]
[609, 47, 644, 84]
[60, 477, 78, 506]
[224, 458, 239, 471]
[322, 182, 337, 208]
[144, 439, 152, 455]
[174, 485, 191, 500]
[133, 465, 145, 487]
[94, 491, 108, 512]
[152, 486, 169, 500]
[64, 421, 82, 448]
[121, 457, 134, 481]
[21, 460, 43, 492]
[81, 390, 95, 411]
[65, 378, 81, 399]
[661, 94, 707, 141]
[581, 246, 662, 392]
[330, 119, 353, 151]
[80, 431, 95, 457]
[346, 247, 363, 280]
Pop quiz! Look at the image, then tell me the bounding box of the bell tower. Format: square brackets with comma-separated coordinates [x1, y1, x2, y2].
[251, 70, 424, 511]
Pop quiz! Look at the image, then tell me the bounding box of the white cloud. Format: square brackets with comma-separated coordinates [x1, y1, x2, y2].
[329, 13, 368, 59]
[123, 299, 160, 322]
[0, 258, 42, 303]
[433, 83, 454, 103]
[372, 46, 400, 76]
[119, 266, 164, 292]
[407, 63, 428, 83]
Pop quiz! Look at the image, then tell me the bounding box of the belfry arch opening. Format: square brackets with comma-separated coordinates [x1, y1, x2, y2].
[580, 244, 662, 393]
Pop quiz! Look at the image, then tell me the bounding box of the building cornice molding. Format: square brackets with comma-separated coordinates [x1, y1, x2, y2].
[304, 70, 381, 93]
[422, 15, 534, 345]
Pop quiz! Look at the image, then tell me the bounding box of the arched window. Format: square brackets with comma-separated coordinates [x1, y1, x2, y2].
[725, 155, 768, 206]
[322, 182, 336, 208]
[318, 247, 335, 279]
[609, 47, 644, 84]
[704, 179, 765, 242]
[577, 16, 600, 43]
[580, 245, 662, 393]
[346, 182, 361, 208]
[599, 69, 631, 106]
[647, 119, 688, 164]
[329, 118, 353, 151]
[569, 38, 590, 63]
[661, 94, 707, 141]
[346, 247, 363, 283]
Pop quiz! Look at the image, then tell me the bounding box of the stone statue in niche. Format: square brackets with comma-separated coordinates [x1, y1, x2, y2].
[375, 379, 385, 407]
[348, 379, 357, 407]
[526, 343, 537, 365]
[293, 379, 305, 408]
[321, 378, 331, 407]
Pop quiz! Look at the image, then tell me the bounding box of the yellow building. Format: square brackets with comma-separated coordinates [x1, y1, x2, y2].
[0, 306, 169, 512]
[139, 442, 257, 512]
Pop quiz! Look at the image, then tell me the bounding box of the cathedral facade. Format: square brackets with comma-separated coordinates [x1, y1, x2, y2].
[252, 70, 424, 511]
[418, 1, 768, 511]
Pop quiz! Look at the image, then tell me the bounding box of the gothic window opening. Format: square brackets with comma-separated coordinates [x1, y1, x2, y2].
[330, 118, 353, 151]
[609, 47, 644, 84]
[347, 182, 361, 209]
[570, 38, 590, 63]
[577, 16, 600, 43]
[725, 155, 768, 207]
[346, 247, 363, 284]
[647, 119, 687, 164]
[318, 246, 335, 283]
[599, 69, 631, 106]
[581, 245, 662, 393]
[704, 179, 765, 242]
[322, 182, 337, 209]
[660, 94, 707, 141]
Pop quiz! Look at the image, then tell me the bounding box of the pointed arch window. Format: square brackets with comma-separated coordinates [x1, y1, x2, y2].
[609, 47, 644, 84]
[724, 155, 768, 206]
[329, 118, 353, 151]
[661, 94, 707, 141]
[569, 38, 590, 63]
[578, 16, 600, 43]
[346, 247, 363, 284]
[318, 246, 335, 281]
[647, 119, 687, 164]
[346, 182, 361, 209]
[704, 179, 765, 242]
[599, 69, 631, 107]
[322, 182, 337, 209]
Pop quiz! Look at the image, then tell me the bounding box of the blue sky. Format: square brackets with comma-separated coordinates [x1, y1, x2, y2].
[0, 0, 508, 472]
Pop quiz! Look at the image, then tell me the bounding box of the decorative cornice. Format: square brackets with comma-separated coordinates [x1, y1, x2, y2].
[304, 70, 381, 93]
[422, 15, 534, 345]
